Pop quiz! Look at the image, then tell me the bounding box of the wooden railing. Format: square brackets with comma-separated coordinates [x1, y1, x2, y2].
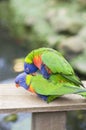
[0, 81, 86, 130]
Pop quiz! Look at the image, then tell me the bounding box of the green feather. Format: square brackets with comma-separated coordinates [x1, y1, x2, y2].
[26, 75, 32, 85]
[42, 51, 74, 75]
[30, 75, 86, 96]
[24, 73, 86, 102]
[61, 74, 83, 87]
[41, 51, 82, 86]
[47, 95, 60, 103]
[25, 47, 55, 63]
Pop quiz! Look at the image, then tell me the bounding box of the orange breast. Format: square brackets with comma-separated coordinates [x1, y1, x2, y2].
[28, 85, 35, 93]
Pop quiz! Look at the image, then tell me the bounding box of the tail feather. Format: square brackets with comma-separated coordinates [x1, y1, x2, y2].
[62, 74, 84, 87]
[47, 88, 86, 103]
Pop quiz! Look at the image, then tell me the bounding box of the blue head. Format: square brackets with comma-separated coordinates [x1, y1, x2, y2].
[15, 72, 29, 90]
[24, 62, 38, 74]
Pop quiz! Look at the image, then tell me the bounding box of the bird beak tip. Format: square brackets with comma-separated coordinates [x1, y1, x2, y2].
[15, 83, 20, 88]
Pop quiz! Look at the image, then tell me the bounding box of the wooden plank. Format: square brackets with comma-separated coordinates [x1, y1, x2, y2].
[31, 112, 66, 130]
[0, 82, 86, 113]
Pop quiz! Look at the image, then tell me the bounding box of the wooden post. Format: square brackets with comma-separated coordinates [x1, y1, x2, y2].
[32, 112, 66, 130]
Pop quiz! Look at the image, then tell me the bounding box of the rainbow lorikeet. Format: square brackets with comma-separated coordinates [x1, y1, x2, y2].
[15, 72, 86, 103]
[24, 47, 83, 87]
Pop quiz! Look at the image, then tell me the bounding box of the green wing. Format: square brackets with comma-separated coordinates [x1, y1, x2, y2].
[31, 75, 86, 96]
[61, 74, 83, 86]
[41, 51, 83, 86]
[42, 51, 74, 75]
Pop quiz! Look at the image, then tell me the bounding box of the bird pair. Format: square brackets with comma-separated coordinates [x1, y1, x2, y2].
[15, 48, 86, 103]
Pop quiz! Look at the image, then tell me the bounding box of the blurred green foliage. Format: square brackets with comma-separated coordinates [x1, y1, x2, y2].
[0, 0, 86, 73]
[4, 114, 18, 122]
[67, 111, 86, 130]
[0, 0, 86, 49]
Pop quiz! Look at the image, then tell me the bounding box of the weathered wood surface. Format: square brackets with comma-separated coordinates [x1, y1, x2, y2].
[31, 112, 66, 130]
[0, 82, 86, 113]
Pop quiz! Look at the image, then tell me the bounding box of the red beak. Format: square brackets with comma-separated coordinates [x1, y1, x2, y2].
[16, 83, 20, 88]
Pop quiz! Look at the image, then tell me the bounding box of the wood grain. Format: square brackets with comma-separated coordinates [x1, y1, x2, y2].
[31, 112, 66, 130]
[0, 82, 86, 113]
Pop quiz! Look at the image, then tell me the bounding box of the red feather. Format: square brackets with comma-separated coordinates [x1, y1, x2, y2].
[33, 55, 42, 69]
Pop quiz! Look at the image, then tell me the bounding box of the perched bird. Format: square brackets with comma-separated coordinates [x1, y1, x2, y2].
[24, 47, 83, 87]
[15, 72, 86, 103]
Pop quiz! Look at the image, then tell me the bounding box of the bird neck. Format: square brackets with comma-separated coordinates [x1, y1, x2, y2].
[22, 83, 29, 90]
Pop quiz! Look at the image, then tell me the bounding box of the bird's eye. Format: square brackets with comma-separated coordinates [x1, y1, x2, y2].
[26, 68, 29, 72]
[26, 68, 29, 70]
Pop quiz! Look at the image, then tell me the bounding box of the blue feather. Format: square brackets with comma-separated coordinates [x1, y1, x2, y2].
[24, 63, 38, 74]
[15, 72, 29, 90]
[37, 94, 48, 101]
[41, 64, 50, 79]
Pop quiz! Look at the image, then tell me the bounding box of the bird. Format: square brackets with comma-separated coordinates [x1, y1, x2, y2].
[15, 72, 86, 103]
[24, 47, 83, 87]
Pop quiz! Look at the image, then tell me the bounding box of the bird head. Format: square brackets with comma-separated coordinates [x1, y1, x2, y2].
[24, 62, 38, 74]
[15, 72, 32, 90]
